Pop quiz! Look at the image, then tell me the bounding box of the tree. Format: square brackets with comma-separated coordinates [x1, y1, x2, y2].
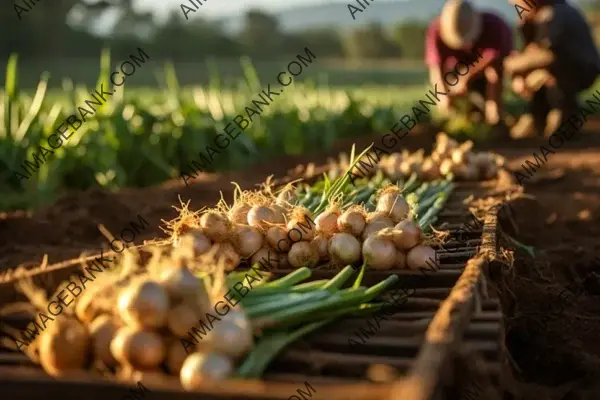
[238, 10, 283, 57]
[341, 23, 399, 60]
[392, 21, 427, 60]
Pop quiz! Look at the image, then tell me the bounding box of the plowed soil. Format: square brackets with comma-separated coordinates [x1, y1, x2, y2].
[1, 118, 600, 399]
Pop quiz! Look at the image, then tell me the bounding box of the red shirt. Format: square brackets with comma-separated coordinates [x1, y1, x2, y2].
[425, 12, 513, 70]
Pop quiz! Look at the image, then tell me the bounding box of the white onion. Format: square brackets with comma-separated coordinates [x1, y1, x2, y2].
[288, 241, 319, 268]
[362, 220, 394, 241]
[337, 209, 366, 237]
[110, 327, 166, 370]
[247, 205, 276, 231]
[362, 234, 397, 270]
[117, 279, 170, 329]
[376, 189, 410, 223]
[210, 319, 253, 359]
[406, 245, 438, 271]
[89, 315, 119, 366]
[180, 352, 233, 390]
[328, 233, 362, 266]
[392, 220, 422, 250]
[232, 225, 264, 258]
[315, 210, 340, 236]
[311, 235, 329, 260]
[211, 242, 241, 272]
[266, 225, 290, 252]
[200, 212, 231, 242]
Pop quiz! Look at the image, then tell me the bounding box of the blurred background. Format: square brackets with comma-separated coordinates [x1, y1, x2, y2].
[1, 0, 599, 212]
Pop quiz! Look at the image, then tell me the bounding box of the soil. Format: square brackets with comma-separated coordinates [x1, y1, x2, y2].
[1, 117, 600, 399]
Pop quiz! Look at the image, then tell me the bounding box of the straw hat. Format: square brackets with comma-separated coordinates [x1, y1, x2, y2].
[440, 0, 482, 50]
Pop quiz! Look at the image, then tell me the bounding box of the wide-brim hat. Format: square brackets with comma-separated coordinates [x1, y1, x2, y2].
[440, 0, 483, 50]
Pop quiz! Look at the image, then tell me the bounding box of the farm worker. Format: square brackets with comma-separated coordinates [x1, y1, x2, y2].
[425, 0, 513, 125]
[506, 0, 600, 137]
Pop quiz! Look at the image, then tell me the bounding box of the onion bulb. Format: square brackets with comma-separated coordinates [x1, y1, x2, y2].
[250, 246, 280, 269]
[189, 230, 212, 255]
[265, 225, 290, 252]
[247, 205, 277, 231]
[229, 202, 251, 225]
[167, 340, 190, 376]
[180, 352, 233, 390]
[287, 208, 316, 242]
[110, 327, 166, 370]
[288, 241, 319, 269]
[406, 245, 438, 271]
[210, 319, 253, 359]
[376, 188, 410, 223]
[362, 233, 397, 270]
[367, 212, 394, 226]
[211, 242, 241, 272]
[39, 317, 90, 376]
[362, 220, 394, 241]
[392, 220, 422, 250]
[272, 204, 288, 224]
[311, 235, 329, 260]
[232, 225, 264, 258]
[315, 209, 340, 236]
[396, 251, 407, 269]
[328, 233, 362, 266]
[167, 303, 198, 337]
[200, 212, 231, 242]
[337, 208, 366, 236]
[89, 315, 119, 366]
[117, 279, 170, 329]
[158, 264, 201, 301]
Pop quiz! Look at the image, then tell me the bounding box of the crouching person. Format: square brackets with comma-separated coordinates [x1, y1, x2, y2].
[506, 0, 600, 137]
[425, 0, 513, 125]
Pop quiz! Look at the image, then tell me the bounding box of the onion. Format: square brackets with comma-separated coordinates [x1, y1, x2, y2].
[406, 245, 438, 271]
[229, 202, 251, 225]
[158, 264, 201, 301]
[110, 327, 166, 370]
[315, 210, 340, 236]
[247, 205, 277, 231]
[189, 230, 212, 255]
[265, 225, 290, 252]
[362, 220, 394, 241]
[276, 186, 297, 208]
[286, 208, 315, 242]
[39, 317, 90, 376]
[362, 233, 397, 270]
[288, 241, 319, 268]
[232, 225, 264, 258]
[180, 352, 233, 390]
[328, 233, 362, 266]
[396, 251, 407, 269]
[367, 211, 394, 225]
[210, 319, 253, 359]
[167, 340, 190, 375]
[392, 220, 422, 250]
[272, 204, 288, 224]
[89, 315, 119, 366]
[376, 188, 410, 223]
[439, 158, 454, 176]
[211, 242, 241, 272]
[167, 303, 199, 337]
[421, 158, 441, 180]
[311, 235, 329, 260]
[117, 279, 170, 329]
[250, 246, 280, 269]
[337, 208, 366, 236]
[200, 212, 231, 242]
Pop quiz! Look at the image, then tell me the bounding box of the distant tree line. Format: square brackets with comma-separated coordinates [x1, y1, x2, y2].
[3, 1, 430, 61]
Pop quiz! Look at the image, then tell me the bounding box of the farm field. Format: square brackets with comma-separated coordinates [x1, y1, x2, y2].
[2, 55, 600, 400]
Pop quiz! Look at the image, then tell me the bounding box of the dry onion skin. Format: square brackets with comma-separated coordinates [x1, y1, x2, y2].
[229, 202, 251, 225]
[337, 207, 366, 237]
[276, 186, 297, 208]
[232, 225, 264, 258]
[311, 235, 329, 260]
[376, 187, 410, 223]
[315, 207, 340, 237]
[89, 315, 119, 366]
[406, 245, 438, 271]
[199, 211, 231, 242]
[362, 220, 393, 241]
[328, 233, 362, 266]
[247, 205, 277, 231]
[39, 317, 91, 377]
[210, 242, 241, 272]
[180, 352, 233, 391]
[362, 233, 397, 270]
[117, 279, 170, 329]
[392, 220, 422, 251]
[110, 327, 166, 370]
[288, 241, 319, 269]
